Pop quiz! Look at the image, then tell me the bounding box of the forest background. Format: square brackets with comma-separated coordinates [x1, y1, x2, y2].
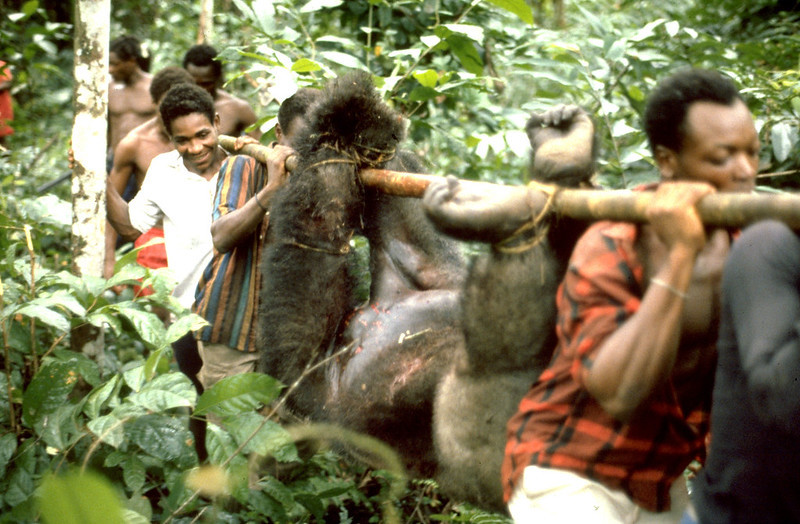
[0, 0, 799, 522]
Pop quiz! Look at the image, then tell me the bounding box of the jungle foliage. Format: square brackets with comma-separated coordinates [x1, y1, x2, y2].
[1, 0, 799, 522]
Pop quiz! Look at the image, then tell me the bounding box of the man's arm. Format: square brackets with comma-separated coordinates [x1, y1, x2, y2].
[104, 139, 138, 277]
[210, 144, 293, 253]
[106, 175, 142, 242]
[725, 221, 800, 433]
[582, 182, 714, 422]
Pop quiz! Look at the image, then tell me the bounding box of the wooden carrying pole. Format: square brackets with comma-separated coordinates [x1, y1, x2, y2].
[219, 136, 800, 230]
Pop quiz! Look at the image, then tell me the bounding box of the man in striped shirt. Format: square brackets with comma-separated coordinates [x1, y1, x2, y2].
[501, 69, 759, 522]
[192, 89, 319, 389]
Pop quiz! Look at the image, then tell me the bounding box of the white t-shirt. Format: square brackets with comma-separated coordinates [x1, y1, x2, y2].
[128, 150, 217, 309]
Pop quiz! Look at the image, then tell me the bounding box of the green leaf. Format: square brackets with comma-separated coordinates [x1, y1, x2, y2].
[486, 0, 533, 25]
[413, 69, 439, 88]
[408, 86, 440, 102]
[300, 0, 343, 13]
[22, 360, 80, 427]
[165, 313, 207, 344]
[122, 455, 146, 493]
[194, 373, 283, 417]
[143, 347, 170, 379]
[116, 306, 165, 348]
[248, 490, 290, 521]
[87, 414, 126, 448]
[259, 477, 295, 513]
[319, 51, 367, 70]
[442, 24, 484, 42]
[0, 433, 18, 479]
[127, 414, 195, 468]
[14, 303, 69, 331]
[446, 35, 484, 76]
[129, 373, 195, 411]
[38, 470, 125, 524]
[225, 412, 297, 461]
[291, 58, 322, 73]
[83, 376, 121, 420]
[771, 121, 795, 162]
[206, 423, 238, 465]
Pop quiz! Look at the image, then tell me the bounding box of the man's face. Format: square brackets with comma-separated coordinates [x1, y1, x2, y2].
[109, 52, 137, 83]
[169, 112, 220, 174]
[185, 64, 219, 98]
[660, 99, 759, 193]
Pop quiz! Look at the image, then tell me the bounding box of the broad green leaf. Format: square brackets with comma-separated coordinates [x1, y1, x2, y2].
[14, 303, 69, 331]
[22, 360, 80, 427]
[248, 490, 290, 522]
[771, 121, 795, 162]
[291, 58, 322, 73]
[792, 97, 800, 116]
[259, 477, 295, 513]
[505, 130, 530, 158]
[419, 35, 441, 49]
[442, 24, 484, 43]
[129, 372, 195, 411]
[38, 470, 125, 524]
[486, 0, 533, 25]
[120, 509, 149, 524]
[194, 373, 283, 417]
[319, 51, 367, 70]
[408, 86, 440, 102]
[127, 414, 195, 468]
[122, 455, 146, 493]
[87, 414, 126, 448]
[83, 376, 121, 420]
[413, 69, 438, 88]
[123, 365, 146, 393]
[446, 35, 484, 76]
[206, 422, 238, 465]
[225, 412, 297, 461]
[143, 347, 170, 380]
[665, 20, 680, 37]
[0, 433, 18, 478]
[300, 0, 343, 13]
[116, 306, 165, 348]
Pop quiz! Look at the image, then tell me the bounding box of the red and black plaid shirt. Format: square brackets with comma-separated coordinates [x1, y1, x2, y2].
[501, 220, 709, 512]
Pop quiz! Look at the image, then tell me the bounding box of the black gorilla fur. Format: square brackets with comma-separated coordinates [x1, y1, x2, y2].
[258, 72, 593, 512]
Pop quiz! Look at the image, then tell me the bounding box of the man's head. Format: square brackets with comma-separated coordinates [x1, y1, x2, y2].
[109, 36, 148, 82]
[159, 83, 220, 174]
[150, 66, 195, 105]
[645, 68, 759, 192]
[276, 88, 321, 146]
[182, 44, 223, 98]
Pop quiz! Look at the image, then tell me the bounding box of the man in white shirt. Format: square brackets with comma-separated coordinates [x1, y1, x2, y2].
[106, 82, 228, 311]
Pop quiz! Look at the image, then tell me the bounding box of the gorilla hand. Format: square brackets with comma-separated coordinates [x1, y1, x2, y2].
[526, 104, 595, 187]
[423, 175, 538, 244]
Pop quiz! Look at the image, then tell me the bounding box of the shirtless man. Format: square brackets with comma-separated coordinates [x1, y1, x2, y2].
[182, 44, 261, 140]
[104, 66, 196, 283]
[108, 36, 156, 158]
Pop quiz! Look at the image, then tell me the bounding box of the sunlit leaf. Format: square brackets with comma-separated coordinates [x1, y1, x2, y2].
[38, 470, 125, 524]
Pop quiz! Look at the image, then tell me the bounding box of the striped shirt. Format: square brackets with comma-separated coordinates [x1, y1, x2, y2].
[502, 220, 709, 512]
[193, 155, 269, 352]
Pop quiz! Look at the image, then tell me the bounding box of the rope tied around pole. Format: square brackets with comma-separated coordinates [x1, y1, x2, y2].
[494, 180, 561, 254]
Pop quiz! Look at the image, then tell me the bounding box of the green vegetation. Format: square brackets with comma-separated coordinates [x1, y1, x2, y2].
[1, 0, 799, 522]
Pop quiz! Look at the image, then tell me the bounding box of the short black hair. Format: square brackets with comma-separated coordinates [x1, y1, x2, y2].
[182, 44, 222, 79]
[644, 68, 743, 154]
[110, 35, 150, 72]
[159, 83, 216, 135]
[150, 66, 195, 104]
[278, 88, 321, 134]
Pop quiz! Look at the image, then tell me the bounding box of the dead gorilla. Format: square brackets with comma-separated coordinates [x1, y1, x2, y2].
[257, 73, 595, 512]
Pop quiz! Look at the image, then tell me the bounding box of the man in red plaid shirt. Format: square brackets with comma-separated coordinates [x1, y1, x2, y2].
[499, 69, 759, 522]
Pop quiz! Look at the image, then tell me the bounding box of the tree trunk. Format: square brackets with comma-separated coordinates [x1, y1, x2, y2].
[70, 0, 109, 360]
[197, 0, 215, 44]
